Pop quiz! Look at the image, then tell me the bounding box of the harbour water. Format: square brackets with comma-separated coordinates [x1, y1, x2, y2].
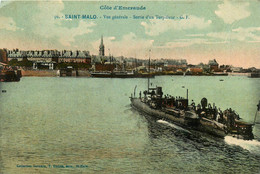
[0, 76, 260, 173]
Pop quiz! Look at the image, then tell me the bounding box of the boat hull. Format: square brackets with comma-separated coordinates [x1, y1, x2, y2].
[131, 98, 254, 140]
[198, 118, 227, 138]
[91, 72, 113, 78]
[130, 97, 199, 127]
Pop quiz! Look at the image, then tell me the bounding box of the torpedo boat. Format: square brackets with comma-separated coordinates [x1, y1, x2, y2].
[130, 87, 255, 140]
[129, 51, 256, 140]
[130, 86, 199, 127]
[130, 51, 199, 130]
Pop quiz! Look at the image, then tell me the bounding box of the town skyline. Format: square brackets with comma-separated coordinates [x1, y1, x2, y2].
[2, 47, 256, 71]
[0, 1, 259, 68]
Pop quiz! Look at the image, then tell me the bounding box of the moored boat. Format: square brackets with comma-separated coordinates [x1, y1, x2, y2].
[91, 71, 155, 78]
[0, 69, 21, 82]
[91, 71, 113, 78]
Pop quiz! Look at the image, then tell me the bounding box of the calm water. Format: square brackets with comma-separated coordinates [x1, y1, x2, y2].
[0, 76, 260, 173]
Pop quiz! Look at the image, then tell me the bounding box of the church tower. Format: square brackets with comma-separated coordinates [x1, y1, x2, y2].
[99, 35, 105, 56]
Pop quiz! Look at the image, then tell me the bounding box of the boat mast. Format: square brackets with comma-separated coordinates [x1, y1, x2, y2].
[148, 49, 151, 92]
[253, 100, 260, 125]
[135, 54, 137, 72]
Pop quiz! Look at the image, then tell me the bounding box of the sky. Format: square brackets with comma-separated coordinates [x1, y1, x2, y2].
[0, 0, 259, 68]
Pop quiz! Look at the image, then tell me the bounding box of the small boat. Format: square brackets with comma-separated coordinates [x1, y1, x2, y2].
[0, 69, 21, 82]
[90, 71, 113, 78]
[213, 72, 228, 76]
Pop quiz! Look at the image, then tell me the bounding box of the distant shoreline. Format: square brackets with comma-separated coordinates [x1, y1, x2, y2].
[19, 69, 251, 77]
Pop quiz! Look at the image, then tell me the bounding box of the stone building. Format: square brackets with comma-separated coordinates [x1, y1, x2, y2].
[58, 50, 91, 64]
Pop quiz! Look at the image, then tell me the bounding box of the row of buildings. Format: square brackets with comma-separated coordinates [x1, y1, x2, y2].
[0, 47, 246, 73]
[6, 49, 91, 63]
[0, 48, 92, 70]
[0, 36, 257, 73]
[0, 36, 189, 71]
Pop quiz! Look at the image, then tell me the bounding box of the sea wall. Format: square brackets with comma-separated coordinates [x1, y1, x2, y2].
[21, 69, 91, 77]
[77, 70, 91, 77]
[21, 70, 58, 77]
[228, 72, 250, 76]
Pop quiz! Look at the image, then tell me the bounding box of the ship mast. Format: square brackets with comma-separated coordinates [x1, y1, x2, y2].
[253, 100, 260, 125]
[148, 49, 151, 92]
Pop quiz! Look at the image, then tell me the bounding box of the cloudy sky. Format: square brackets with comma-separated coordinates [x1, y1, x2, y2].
[0, 0, 259, 68]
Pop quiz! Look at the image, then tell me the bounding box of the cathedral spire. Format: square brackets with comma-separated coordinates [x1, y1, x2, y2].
[101, 35, 103, 45]
[99, 35, 105, 56]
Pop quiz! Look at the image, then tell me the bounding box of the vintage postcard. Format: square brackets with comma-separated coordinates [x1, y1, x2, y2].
[0, 0, 260, 173]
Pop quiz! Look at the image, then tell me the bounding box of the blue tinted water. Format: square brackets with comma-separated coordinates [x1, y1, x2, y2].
[0, 76, 260, 173]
